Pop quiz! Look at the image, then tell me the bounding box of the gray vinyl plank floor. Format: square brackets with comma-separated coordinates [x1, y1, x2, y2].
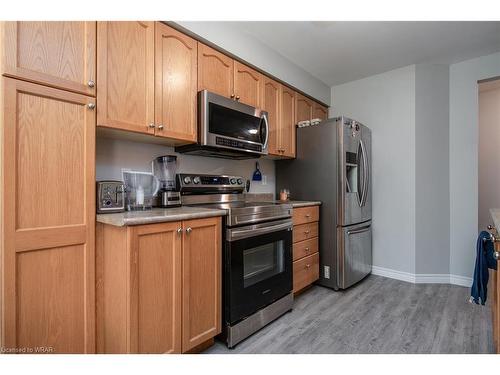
[204, 275, 494, 354]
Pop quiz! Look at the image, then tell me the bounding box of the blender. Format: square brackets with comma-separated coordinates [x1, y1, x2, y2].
[152, 155, 181, 208]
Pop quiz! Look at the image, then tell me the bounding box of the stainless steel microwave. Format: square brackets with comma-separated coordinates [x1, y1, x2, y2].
[176, 90, 269, 159]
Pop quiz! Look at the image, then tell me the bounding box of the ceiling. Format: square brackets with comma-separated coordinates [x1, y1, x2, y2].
[224, 21, 500, 86]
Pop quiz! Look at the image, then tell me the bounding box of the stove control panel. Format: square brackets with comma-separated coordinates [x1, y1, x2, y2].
[177, 174, 245, 194]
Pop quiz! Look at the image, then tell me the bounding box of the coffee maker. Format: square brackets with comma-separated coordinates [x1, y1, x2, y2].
[152, 155, 181, 208]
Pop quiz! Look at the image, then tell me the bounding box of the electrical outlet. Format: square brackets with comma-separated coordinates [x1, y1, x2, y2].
[324, 266, 330, 279]
[262, 175, 267, 185]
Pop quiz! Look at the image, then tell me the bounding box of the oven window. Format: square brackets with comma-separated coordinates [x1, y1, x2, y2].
[209, 103, 262, 143]
[243, 240, 285, 288]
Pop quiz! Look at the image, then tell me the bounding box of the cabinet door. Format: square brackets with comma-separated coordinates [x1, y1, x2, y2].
[1, 21, 96, 96]
[155, 23, 197, 143]
[182, 217, 221, 352]
[97, 21, 155, 134]
[263, 77, 281, 156]
[280, 86, 296, 158]
[233, 61, 263, 107]
[130, 222, 182, 354]
[197, 43, 233, 98]
[313, 102, 328, 121]
[296, 93, 313, 123]
[1, 78, 95, 353]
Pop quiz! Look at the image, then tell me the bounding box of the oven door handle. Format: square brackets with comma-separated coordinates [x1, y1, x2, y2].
[227, 220, 293, 241]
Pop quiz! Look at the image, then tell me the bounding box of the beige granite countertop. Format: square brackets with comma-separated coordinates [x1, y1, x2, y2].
[490, 208, 500, 232]
[97, 206, 227, 227]
[96, 199, 321, 227]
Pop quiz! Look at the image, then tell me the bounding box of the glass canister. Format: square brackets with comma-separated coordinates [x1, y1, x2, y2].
[122, 170, 159, 210]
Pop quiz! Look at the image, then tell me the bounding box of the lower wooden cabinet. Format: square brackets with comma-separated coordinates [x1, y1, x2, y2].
[292, 206, 320, 293]
[96, 217, 221, 353]
[491, 243, 500, 353]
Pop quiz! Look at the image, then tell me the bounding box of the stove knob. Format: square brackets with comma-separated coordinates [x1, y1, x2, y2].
[237, 178, 243, 185]
[230, 178, 236, 185]
[183, 176, 191, 184]
[193, 176, 201, 184]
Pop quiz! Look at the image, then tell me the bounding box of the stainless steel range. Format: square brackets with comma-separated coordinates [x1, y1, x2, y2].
[178, 173, 293, 348]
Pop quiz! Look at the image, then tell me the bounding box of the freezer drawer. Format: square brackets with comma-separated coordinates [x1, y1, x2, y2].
[337, 222, 372, 289]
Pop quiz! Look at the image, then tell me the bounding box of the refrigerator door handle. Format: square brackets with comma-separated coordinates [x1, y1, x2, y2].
[347, 225, 371, 236]
[359, 139, 369, 207]
[356, 142, 363, 207]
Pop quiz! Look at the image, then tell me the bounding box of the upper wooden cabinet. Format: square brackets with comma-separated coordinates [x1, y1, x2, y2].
[198, 43, 264, 107]
[155, 23, 197, 142]
[296, 93, 314, 124]
[313, 102, 328, 121]
[97, 21, 155, 135]
[233, 61, 263, 108]
[280, 86, 296, 158]
[263, 77, 281, 156]
[1, 78, 95, 353]
[1, 21, 96, 96]
[198, 43, 233, 98]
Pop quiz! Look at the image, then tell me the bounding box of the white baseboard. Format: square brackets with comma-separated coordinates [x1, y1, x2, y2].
[372, 266, 416, 283]
[371, 265, 472, 287]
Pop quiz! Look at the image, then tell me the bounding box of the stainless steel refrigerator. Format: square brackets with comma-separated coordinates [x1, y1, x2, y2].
[276, 116, 372, 290]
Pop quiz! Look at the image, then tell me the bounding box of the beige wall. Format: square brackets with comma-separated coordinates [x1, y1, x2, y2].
[478, 80, 500, 231]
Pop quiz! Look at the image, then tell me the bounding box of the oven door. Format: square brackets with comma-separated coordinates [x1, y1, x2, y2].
[225, 219, 293, 324]
[200, 90, 269, 155]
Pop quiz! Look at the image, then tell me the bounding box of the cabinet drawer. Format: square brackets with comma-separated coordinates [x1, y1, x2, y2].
[293, 222, 318, 243]
[293, 253, 319, 293]
[293, 237, 318, 261]
[292, 206, 319, 226]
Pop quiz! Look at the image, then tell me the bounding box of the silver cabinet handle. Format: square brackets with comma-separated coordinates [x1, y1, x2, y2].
[305, 214, 311, 218]
[235, 95, 240, 100]
[177, 228, 183, 234]
[148, 123, 156, 129]
[494, 252, 500, 260]
[186, 227, 192, 234]
[158, 124, 164, 130]
[230, 94, 235, 98]
[87, 80, 95, 88]
[87, 103, 95, 110]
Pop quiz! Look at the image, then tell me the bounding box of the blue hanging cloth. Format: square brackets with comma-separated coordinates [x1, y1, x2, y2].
[470, 231, 498, 305]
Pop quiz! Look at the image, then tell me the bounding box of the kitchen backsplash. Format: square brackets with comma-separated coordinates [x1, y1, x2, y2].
[96, 137, 276, 195]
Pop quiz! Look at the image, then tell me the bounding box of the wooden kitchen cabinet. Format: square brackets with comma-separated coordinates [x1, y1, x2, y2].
[292, 206, 320, 293]
[96, 216, 221, 354]
[155, 23, 197, 143]
[1, 21, 96, 96]
[233, 60, 263, 108]
[132, 223, 182, 354]
[97, 21, 155, 135]
[1, 77, 96, 353]
[280, 86, 296, 158]
[296, 93, 314, 124]
[263, 77, 281, 156]
[313, 102, 329, 121]
[492, 243, 500, 353]
[198, 43, 233, 98]
[181, 218, 221, 352]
